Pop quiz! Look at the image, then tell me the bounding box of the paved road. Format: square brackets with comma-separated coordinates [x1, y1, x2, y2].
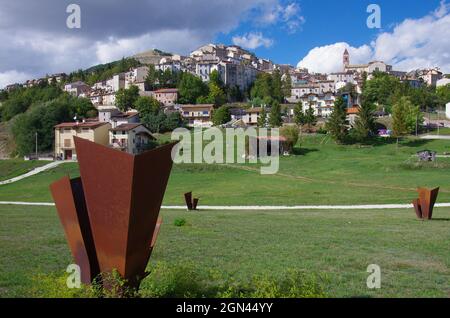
[420, 135, 450, 140]
[1, 201, 450, 210]
[0, 161, 65, 186]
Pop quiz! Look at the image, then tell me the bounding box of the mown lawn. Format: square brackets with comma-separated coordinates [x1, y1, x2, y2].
[0, 160, 48, 182]
[0, 204, 449, 298]
[0, 136, 449, 205]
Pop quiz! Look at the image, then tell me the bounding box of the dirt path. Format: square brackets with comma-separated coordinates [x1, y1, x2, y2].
[1, 201, 450, 210]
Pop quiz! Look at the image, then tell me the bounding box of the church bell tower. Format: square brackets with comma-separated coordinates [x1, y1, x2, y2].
[343, 49, 350, 70]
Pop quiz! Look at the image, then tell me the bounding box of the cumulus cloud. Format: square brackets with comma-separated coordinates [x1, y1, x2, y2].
[0, 0, 288, 88]
[257, 1, 305, 33]
[372, 0, 450, 71]
[232, 32, 274, 49]
[297, 1, 450, 73]
[297, 42, 372, 73]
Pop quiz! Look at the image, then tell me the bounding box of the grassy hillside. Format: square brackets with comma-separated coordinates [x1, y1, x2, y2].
[0, 160, 48, 181]
[1, 204, 449, 297]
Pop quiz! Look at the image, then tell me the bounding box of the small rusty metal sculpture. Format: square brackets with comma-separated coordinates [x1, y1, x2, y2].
[184, 192, 199, 210]
[50, 137, 177, 289]
[412, 187, 439, 220]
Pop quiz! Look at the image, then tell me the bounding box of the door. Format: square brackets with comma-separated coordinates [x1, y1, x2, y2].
[65, 149, 72, 160]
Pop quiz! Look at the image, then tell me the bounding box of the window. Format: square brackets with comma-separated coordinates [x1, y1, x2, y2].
[64, 139, 71, 147]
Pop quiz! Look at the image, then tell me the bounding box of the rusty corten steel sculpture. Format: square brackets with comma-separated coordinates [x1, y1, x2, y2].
[412, 187, 440, 220]
[50, 176, 100, 284]
[184, 192, 199, 210]
[50, 137, 177, 288]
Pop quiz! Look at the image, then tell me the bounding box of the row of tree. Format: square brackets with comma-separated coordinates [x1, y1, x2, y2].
[10, 94, 96, 156]
[324, 72, 443, 144]
[250, 70, 291, 106]
[66, 58, 142, 86]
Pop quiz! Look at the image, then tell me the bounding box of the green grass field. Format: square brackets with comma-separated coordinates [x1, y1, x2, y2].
[0, 204, 449, 298]
[0, 136, 449, 205]
[1, 135, 450, 298]
[0, 160, 48, 182]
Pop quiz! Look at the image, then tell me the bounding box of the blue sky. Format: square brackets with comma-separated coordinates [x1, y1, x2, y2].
[0, 0, 449, 88]
[217, 0, 445, 65]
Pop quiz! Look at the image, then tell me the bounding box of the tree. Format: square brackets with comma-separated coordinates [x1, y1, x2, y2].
[209, 70, 223, 88]
[304, 106, 317, 132]
[115, 85, 139, 112]
[257, 107, 267, 127]
[268, 102, 282, 128]
[353, 99, 376, 142]
[282, 72, 292, 100]
[326, 97, 348, 144]
[145, 65, 159, 90]
[228, 85, 244, 102]
[11, 96, 76, 156]
[293, 102, 306, 127]
[271, 69, 284, 103]
[208, 82, 227, 106]
[363, 72, 402, 113]
[177, 72, 209, 104]
[134, 96, 161, 116]
[392, 96, 412, 145]
[72, 97, 97, 118]
[163, 112, 185, 131]
[280, 125, 299, 153]
[142, 111, 167, 134]
[250, 73, 272, 100]
[212, 105, 231, 126]
[436, 84, 450, 107]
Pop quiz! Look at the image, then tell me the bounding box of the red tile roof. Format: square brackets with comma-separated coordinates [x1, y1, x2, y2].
[346, 107, 360, 115]
[110, 123, 142, 132]
[54, 122, 108, 129]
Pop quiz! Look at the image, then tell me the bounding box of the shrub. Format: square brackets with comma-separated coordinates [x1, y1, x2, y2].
[27, 273, 96, 298]
[26, 264, 327, 298]
[174, 218, 187, 227]
[140, 262, 327, 298]
[280, 125, 300, 152]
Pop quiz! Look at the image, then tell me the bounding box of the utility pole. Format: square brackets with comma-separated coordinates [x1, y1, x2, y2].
[35, 132, 38, 160]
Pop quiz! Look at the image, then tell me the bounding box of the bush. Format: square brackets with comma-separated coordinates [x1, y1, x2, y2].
[280, 125, 300, 153]
[27, 273, 96, 298]
[174, 218, 187, 227]
[140, 262, 327, 298]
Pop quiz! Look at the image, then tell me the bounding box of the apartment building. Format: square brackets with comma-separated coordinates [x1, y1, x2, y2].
[54, 122, 110, 160]
[109, 123, 155, 155]
[179, 104, 215, 127]
[64, 81, 90, 97]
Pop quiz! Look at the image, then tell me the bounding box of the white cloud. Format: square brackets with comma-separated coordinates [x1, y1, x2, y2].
[372, 1, 450, 72]
[257, 1, 305, 33]
[297, 42, 372, 73]
[232, 32, 274, 50]
[297, 1, 450, 73]
[0, 70, 32, 88]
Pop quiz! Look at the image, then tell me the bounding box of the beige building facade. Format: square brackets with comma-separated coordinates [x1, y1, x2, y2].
[54, 122, 110, 160]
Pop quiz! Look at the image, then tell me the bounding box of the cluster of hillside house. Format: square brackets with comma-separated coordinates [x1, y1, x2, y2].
[2, 44, 447, 160]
